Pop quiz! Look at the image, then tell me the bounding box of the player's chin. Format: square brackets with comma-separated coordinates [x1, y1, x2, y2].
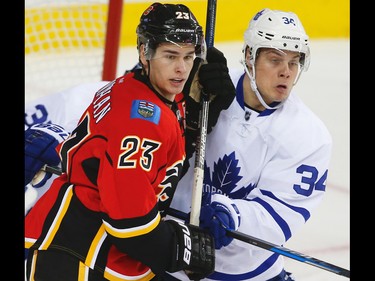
[161, 87, 183, 100]
[169, 84, 185, 95]
[273, 91, 290, 102]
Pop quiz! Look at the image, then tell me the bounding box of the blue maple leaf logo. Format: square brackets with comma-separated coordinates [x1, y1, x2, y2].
[203, 151, 255, 200]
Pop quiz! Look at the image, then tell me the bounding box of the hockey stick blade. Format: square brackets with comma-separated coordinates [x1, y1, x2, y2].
[227, 230, 350, 278]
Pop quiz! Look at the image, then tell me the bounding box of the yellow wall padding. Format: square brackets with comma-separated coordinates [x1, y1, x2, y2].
[119, 0, 350, 46]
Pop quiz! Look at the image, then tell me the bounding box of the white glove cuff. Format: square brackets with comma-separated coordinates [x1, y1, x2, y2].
[211, 193, 241, 229]
[30, 123, 69, 143]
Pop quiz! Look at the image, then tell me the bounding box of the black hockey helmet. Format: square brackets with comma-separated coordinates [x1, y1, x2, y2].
[136, 2, 205, 59]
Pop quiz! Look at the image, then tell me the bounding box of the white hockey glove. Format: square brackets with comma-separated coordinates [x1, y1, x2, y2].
[25, 123, 69, 188]
[199, 193, 241, 249]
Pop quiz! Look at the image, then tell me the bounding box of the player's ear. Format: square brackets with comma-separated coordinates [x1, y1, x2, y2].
[244, 47, 255, 75]
[244, 47, 252, 67]
[139, 44, 148, 70]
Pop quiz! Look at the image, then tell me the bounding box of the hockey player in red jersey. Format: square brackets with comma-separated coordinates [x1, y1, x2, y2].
[25, 3, 219, 280]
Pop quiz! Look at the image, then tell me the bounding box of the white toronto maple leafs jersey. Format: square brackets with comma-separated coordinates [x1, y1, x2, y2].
[25, 81, 109, 132]
[168, 71, 332, 281]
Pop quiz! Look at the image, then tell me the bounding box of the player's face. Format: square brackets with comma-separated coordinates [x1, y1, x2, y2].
[146, 43, 196, 102]
[253, 48, 301, 105]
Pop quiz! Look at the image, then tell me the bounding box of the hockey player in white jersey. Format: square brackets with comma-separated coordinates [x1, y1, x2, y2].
[25, 8, 333, 281]
[165, 8, 332, 281]
[25, 81, 109, 132]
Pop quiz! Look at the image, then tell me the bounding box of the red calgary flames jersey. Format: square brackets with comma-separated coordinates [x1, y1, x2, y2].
[25, 71, 187, 280]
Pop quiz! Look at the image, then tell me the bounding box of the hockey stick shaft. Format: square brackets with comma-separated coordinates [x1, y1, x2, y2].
[168, 207, 350, 278]
[227, 230, 350, 278]
[189, 0, 217, 226]
[43, 165, 62, 175]
[204, 0, 217, 48]
[43, 165, 350, 278]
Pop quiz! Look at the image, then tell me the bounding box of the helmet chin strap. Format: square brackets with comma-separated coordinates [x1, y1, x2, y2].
[241, 59, 284, 110]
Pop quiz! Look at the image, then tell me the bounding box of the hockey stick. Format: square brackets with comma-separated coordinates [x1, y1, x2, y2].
[43, 165, 62, 175]
[168, 208, 350, 278]
[42, 164, 350, 278]
[189, 0, 217, 226]
[227, 230, 350, 278]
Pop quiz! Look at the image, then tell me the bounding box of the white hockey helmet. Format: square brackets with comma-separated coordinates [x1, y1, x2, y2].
[243, 8, 310, 71]
[241, 8, 310, 110]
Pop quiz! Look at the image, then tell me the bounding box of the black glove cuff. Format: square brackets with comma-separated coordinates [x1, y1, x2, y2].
[165, 220, 215, 279]
[207, 90, 235, 133]
[185, 128, 199, 158]
[185, 95, 201, 131]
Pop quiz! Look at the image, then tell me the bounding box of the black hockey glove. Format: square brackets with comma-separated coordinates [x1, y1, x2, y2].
[166, 220, 215, 280]
[199, 47, 236, 132]
[183, 57, 202, 131]
[182, 57, 203, 169]
[182, 47, 235, 133]
[199, 47, 236, 99]
[182, 47, 236, 174]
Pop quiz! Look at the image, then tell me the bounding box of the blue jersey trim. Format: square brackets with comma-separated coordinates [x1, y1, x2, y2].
[261, 189, 311, 222]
